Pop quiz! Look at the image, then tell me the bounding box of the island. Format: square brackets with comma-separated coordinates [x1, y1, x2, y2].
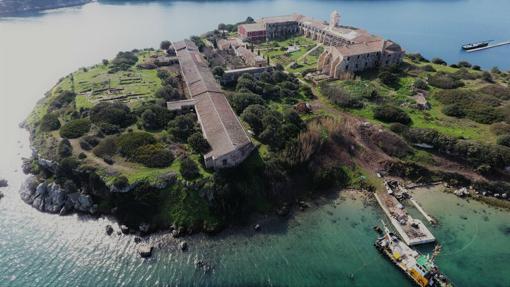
[0, 0, 91, 16]
[20, 11, 510, 238]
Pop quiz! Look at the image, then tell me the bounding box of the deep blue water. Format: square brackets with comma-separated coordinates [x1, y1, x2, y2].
[1, 1, 510, 286]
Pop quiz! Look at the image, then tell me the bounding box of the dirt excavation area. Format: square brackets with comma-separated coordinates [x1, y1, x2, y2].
[309, 97, 485, 185]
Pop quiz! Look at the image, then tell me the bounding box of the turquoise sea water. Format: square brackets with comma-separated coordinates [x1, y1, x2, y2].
[1, 1, 510, 286]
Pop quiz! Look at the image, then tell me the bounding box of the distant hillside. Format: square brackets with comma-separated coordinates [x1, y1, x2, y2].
[0, 0, 92, 16]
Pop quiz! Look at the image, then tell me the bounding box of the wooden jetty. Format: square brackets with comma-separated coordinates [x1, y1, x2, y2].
[466, 40, 510, 52]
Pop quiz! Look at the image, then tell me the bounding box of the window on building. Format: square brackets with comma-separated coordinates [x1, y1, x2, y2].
[222, 159, 228, 166]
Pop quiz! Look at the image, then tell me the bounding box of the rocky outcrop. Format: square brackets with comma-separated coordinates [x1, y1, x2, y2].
[19, 176, 97, 215]
[0, 179, 8, 188]
[137, 244, 153, 258]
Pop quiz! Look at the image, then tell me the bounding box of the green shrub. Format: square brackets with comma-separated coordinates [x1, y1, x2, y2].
[436, 89, 502, 124]
[187, 132, 211, 154]
[457, 61, 472, 68]
[320, 82, 363, 109]
[403, 127, 510, 169]
[490, 123, 510, 136]
[139, 104, 175, 131]
[97, 122, 121, 135]
[60, 118, 91, 139]
[378, 71, 399, 87]
[421, 65, 436, 72]
[93, 136, 118, 158]
[389, 123, 409, 134]
[167, 113, 197, 142]
[110, 51, 138, 72]
[431, 58, 447, 65]
[131, 143, 174, 167]
[413, 79, 428, 90]
[116, 132, 156, 157]
[373, 105, 411, 125]
[310, 160, 348, 190]
[212, 66, 224, 77]
[497, 135, 510, 147]
[90, 102, 136, 128]
[160, 40, 171, 50]
[55, 157, 79, 181]
[479, 85, 510, 100]
[155, 85, 182, 101]
[39, 113, 61, 132]
[58, 139, 73, 158]
[241, 104, 266, 135]
[229, 92, 264, 114]
[180, 157, 200, 180]
[428, 73, 464, 89]
[442, 104, 466, 118]
[49, 91, 76, 111]
[113, 176, 129, 189]
[79, 135, 100, 151]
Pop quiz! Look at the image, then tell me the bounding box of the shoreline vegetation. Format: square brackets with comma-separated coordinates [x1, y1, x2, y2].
[0, 0, 92, 16]
[20, 17, 510, 239]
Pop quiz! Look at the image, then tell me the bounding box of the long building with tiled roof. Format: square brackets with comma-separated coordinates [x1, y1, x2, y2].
[172, 39, 254, 169]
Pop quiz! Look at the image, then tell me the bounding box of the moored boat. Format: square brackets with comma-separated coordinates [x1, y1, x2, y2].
[462, 41, 491, 50]
[375, 223, 453, 287]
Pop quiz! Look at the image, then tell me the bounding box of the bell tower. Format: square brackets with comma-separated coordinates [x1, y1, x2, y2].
[330, 10, 340, 29]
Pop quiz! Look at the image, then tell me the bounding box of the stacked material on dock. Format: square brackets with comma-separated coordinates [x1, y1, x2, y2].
[375, 179, 435, 245]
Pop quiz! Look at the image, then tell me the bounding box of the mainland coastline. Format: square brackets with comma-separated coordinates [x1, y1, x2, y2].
[0, 0, 92, 16]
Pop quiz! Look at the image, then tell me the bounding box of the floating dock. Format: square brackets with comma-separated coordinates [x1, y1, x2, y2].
[374, 179, 436, 246]
[466, 40, 510, 52]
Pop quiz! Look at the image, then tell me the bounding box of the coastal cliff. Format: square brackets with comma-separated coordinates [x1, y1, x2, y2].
[0, 0, 92, 16]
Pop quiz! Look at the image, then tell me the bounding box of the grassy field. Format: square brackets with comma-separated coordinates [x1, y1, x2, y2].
[325, 57, 507, 144]
[257, 36, 319, 72]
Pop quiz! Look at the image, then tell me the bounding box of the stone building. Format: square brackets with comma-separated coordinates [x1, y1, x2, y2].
[238, 11, 404, 77]
[235, 46, 267, 67]
[238, 22, 266, 42]
[217, 37, 243, 51]
[171, 40, 254, 169]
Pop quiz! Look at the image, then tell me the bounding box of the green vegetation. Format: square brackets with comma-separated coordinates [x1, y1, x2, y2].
[59, 118, 91, 139]
[117, 132, 156, 157]
[373, 105, 411, 125]
[39, 113, 61, 132]
[131, 143, 174, 168]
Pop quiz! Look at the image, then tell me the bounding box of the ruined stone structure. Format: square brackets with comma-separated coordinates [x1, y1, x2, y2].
[235, 46, 267, 67]
[238, 11, 404, 77]
[171, 40, 254, 169]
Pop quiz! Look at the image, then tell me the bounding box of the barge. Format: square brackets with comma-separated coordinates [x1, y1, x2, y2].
[375, 223, 453, 287]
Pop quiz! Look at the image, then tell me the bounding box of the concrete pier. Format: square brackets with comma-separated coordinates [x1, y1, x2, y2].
[375, 192, 435, 246]
[409, 197, 436, 224]
[467, 40, 510, 52]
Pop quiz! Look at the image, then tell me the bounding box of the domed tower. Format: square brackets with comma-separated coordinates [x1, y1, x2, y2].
[329, 10, 340, 29]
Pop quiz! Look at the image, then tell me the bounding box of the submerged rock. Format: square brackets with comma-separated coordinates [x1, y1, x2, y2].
[137, 244, 153, 258]
[120, 225, 130, 234]
[179, 241, 188, 251]
[105, 225, 114, 236]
